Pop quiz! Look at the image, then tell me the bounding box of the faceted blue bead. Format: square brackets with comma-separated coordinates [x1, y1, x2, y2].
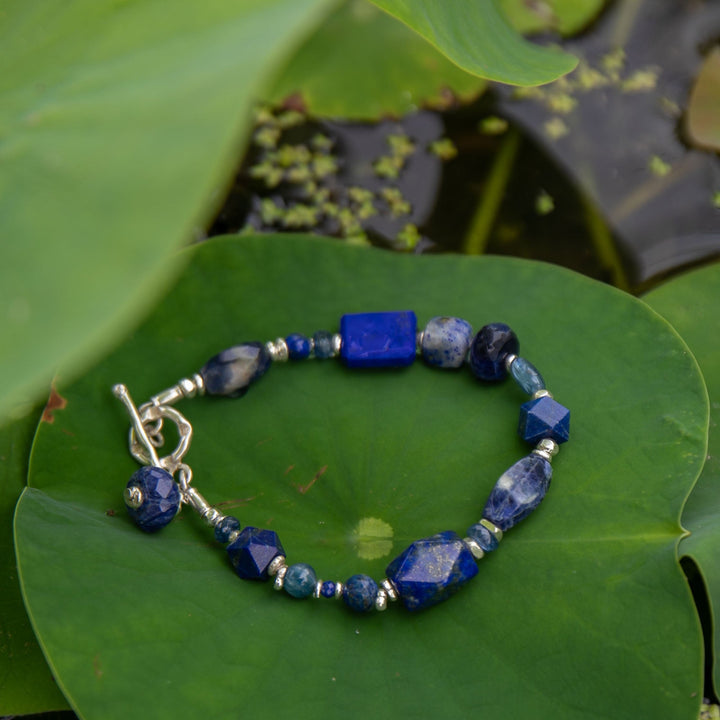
[386, 531, 479, 611]
[469, 323, 519, 382]
[518, 395, 570, 444]
[340, 311, 417, 368]
[421, 316, 473, 369]
[227, 527, 284, 580]
[342, 574, 378, 613]
[466, 522, 499, 552]
[200, 342, 271, 398]
[320, 581, 337, 599]
[125, 466, 181, 533]
[284, 563, 317, 598]
[214, 515, 241, 543]
[482, 455, 552, 531]
[313, 330, 335, 359]
[510, 357, 545, 395]
[286, 333, 311, 360]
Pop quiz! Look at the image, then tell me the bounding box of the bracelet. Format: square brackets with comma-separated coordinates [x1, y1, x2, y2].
[113, 311, 570, 613]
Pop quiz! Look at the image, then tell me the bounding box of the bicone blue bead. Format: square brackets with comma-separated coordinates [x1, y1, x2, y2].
[509, 357, 545, 395]
[421, 316, 474, 369]
[342, 574, 378, 613]
[340, 311, 417, 368]
[466, 522, 499, 552]
[214, 515, 241, 543]
[286, 333, 311, 360]
[313, 330, 335, 359]
[125, 466, 181, 533]
[469, 323, 519, 382]
[386, 530, 479, 611]
[227, 527, 284, 580]
[200, 342, 271, 398]
[519, 395, 570, 444]
[320, 581, 337, 599]
[482, 455, 552, 531]
[284, 563, 317, 598]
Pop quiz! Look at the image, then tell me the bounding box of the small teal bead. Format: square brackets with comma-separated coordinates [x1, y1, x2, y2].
[342, 574, 378, 612]
[214, 516, 240, 543]
[466, 522, 499, 552]
[509, 357, 545, 395]
[421, 316, 473, 369]
[284, 563, 317, 598]
[313, 331, 335, 359]
[519, 395, 570, 444]
[286, 333, 311, 360]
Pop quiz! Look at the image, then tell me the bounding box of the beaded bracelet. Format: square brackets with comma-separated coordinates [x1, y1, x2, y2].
[113, 311, 570, 613]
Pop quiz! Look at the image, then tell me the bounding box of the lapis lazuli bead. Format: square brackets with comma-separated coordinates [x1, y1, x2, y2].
[286, 333, 311, 360]
[466, 522, 499, 552]
[342, 574, 378, 613]
[125, 466, 181, 533]
[340, 311, 417, 368]
[421, 316, 474, 369]
[509, 357, 545, 395]
[227, 527, 284, 580]
[469, 323, 519, 382]
[313, 330, 335, 359]
[214, 515, 241, 543]
[320, 581, 337, 599]
[284, 563, 317, 598]
[385, 531, 479, 611]
[200, 342, 271, 398]
[519, 395, 570, 444]
[482, 455, 552, 531]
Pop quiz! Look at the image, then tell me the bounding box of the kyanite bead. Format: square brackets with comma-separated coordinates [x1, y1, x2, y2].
[125, 466, 181, 533]
[385, 531, 479, 611]
[482, 455, 552, 531]
[227, 527, 285, 580]
[320, 581, 337, 599]
[469, 323, 519, 382]
[313, 330, 335, 359]
[214, 515, 241, 543]
[284, 563, 317, 598]
[509, 357, 545, 395]
[421, 316, 473, 369]
[519, 395, 570, 444]
[285, 333, 311, 360]
[340, 311, 417, 368]
[466, 522, 499, 552]
[200, 342, 271, 398]
[342, 574, 378, 613]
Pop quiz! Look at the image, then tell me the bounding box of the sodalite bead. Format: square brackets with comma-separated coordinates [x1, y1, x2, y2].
[284, 563, 317, 598]
[421, 316, 473, 368]
[466, 522, 499, 552]
[342, 574, 378, 612]
[320, 581, 337, 599]
[200, 342, 271, 398]
[286, 333, 311, 360]
[469, 323, 519, 382]
[340, 311, 417, 368]
[385, 531, 479, 611]
[519, 395, 570, 444]
[509, 357, 545, 395]
[125, 466, 181, 533]
[214, 515, 240, 543]
[313, 330, 335, 359]
[482, 455, 552, 531]
[227, 527, 285, 580]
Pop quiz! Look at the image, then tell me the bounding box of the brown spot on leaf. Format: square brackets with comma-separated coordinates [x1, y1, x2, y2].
[297, 465, 327, 494]
[93, 654, 103, 678]
[284, 464, 295, 475]
[41, 386, 67, 423]
[281, 92, 307, 114]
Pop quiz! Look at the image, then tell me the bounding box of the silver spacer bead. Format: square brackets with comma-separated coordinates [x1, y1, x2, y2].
[532, 437, 560, 462]
[334, 581, 344, 600]
[532, 388, 553, 400]
[267, 555, 286, 577]
[313, 580, 324, 599]
[504, 353, 517, 372]
[375, 588, 388, 611]
[273, 564, 288, 590]
[381, 578, 399, 602]
[226, 529, 240, 544]
[331, 333, 342, 355]
[265, 338, 289, 362]
[201, 507, 223, 527]
[184, 486, 221, 526]
[479, 518, 503, 542]
[123, 485, 144, 509]
[416, 330, 424, 355]
[191, 373, 205, 396]
[463, 537, 485, 560]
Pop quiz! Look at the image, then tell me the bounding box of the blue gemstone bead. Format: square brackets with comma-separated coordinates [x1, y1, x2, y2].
[125, 466, 181, 533]
[227, 527, 285, 580]
[286, 333, 311, 360]
[320, 581, 337, 599]
[342, 574, 378, 613]
[340, 311, 417, 368]
[466, 522, 499, 552]
[469, 323, 519, 382]
[421, 316, 474, 369]
[200, 342, 271, 398]
[509, 357, 545, 395]
[284, 563, 317, 598]
[385, 531, 479, 611]
[313, 330, 335, 359]
[214, 516, 241, 543]
[482, 455, 552, 531]
[518, 395, 570, 444]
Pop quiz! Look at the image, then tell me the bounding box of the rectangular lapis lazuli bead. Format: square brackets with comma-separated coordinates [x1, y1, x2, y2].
[340, 311, 417, 368]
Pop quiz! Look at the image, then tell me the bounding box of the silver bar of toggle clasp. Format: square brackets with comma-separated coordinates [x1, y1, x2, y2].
[113, 384, 161, 467]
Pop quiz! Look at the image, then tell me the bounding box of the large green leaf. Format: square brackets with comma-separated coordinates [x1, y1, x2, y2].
[0, 0, 336, 422]
[644, 262, 720, 695]
[500, 0, 606, 36]
[369, 0, 577, 85]
[16, 236, 706, 718]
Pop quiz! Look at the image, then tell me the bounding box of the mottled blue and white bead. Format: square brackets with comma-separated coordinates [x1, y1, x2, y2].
[200, 342, 271, 398]
[421, 316, 474, 369]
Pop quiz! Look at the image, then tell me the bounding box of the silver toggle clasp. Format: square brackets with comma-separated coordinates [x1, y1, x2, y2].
[113, 384, 193, 476]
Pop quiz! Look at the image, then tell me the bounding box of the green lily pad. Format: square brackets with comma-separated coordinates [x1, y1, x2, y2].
[500, 0, 606, 36]
[644, 262, 720, 695]
[16, 235, 706, 718]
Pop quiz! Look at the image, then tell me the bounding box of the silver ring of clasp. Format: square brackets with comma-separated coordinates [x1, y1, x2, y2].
[129, 402, 193, 476]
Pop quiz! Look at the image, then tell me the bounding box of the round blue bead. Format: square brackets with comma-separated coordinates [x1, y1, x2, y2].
[342, 574, 378, 612]
[214, 515, 241, 543]
[421, 316, 474, 369]
[469, 323, 519, 382]
[320, 581, 337, 599]
[284, 563, 317, 598]
[509, 357, 545, 395]
[313, 331, 335, 359]
[125, 466, 181, 533]
[286, 333, 311, 360]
